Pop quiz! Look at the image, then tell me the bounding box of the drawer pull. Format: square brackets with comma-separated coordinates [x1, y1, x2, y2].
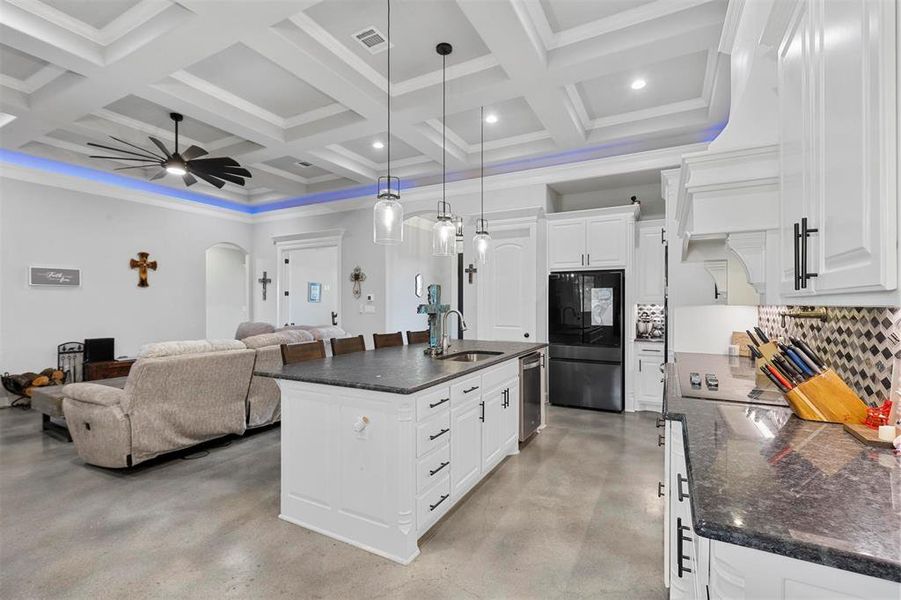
[429, 428, 450, 441]
[657, 482, 664, 497]
[658, 434, 665, 447]
[479, 400, 485, 422]
[655, 417, 664, 428]
[429, 397, 450, 409]
[429, 461, 450, 476]
[463, 386, 479, 394]
[429, 494, 449, 512]
[676, 517, 693, 577]
[677, 473, 690, 502]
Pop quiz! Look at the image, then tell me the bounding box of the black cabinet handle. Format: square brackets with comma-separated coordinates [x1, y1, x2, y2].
[658, 434, 665, 447]
[429, 428, 450, 441]
[657, 482, 664, 497]
[524, 332, 530, 339]
[586, 254, 590, 265]
[676, 518, 693, 577]
[800, 216, 818, 288]
[429, 461, 450, 476]
[656, 417, 664, 429]
[479, 400, 485, 422]
[793, 221, 801, 290]
[463, 386, 479, 394]
[429, 494, 449, 512]
[677, 473, 690, 502]
[429, 397, 450, 409]
[581, 254, 584, 266]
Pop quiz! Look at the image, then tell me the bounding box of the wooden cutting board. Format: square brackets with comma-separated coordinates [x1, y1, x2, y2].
[731, 331, 753, 357]
[843, 423, 896, 448]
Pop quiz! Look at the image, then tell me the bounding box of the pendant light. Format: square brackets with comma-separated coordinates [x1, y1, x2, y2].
[373, 0, 402, 245]
[473, 106, 491, 264]
[432, 42, 456, 256]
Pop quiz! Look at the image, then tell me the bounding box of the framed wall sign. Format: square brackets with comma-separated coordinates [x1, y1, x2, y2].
[29, 267, 81, 287]
[308, 282, 321, 303]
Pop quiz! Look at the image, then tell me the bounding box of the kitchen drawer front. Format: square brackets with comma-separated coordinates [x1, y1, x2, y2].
[417, 476, 451, 532]
[416, 443, 450, 495]
[451, 375, 483, 405]
[416, 386, 451, 421]
[479, 360, 518, 393]
[416, 412, 451, 458]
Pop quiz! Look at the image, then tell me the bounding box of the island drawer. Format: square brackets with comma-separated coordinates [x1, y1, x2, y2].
[451, 375, 483, 405]
[480, 361, 518, 393]
[416, 443, 450, 494]
[416, 386, 451, 421]
[416, 412, 451, 458]
[417, 475, 451, 532]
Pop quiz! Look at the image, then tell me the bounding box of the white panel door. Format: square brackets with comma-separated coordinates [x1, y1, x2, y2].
[548, 219, 586, 270]
[480, 386, 505, 472]
[586, 216, 627, 268]
[450, 399, 481, 499]
[637, 225, 665, 303]
[478, 222, 537, 342]
[813, 0, 897, 293]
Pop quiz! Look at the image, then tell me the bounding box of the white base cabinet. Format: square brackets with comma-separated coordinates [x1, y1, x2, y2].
[635, 342, 665, 411]
[664, 419, 898, 599]
[279, 360, 520, 564]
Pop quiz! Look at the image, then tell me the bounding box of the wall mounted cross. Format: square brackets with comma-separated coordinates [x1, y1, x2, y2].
[465, 263, 478, 284]
[129, 252, 157, 287]
[258, 271, 272, 300]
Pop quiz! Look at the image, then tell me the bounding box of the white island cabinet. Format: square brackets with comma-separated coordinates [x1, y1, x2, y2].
[275, 352, 529, 564]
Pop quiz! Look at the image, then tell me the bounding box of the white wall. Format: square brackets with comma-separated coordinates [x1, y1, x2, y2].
[205, 244, 249, 340]
[672, 305, 759, 355]
[553, 182, 663, 218]
[0, 177, 252, 374]
[385, 217, 453, 335]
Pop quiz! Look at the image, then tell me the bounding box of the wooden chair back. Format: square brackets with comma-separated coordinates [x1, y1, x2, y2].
[281, 340, 326, 365]
[373, 332, 404, 349]
[330, 335, 366, 356]
[406, 329, 430, 345]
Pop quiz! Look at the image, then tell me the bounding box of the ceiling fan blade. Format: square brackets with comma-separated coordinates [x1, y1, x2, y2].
[90, 155, 160, 162]
[218, 166, 252, 178]
[87, 142, 162, 161]
[188, 156, 240, 168]
[149, 169, 166, 181]
[183, 173, 197, 187]
[114, 165, 156, 171]
[190, 162, 251, 178]
[200, 170, 246, 186]
[190, 170, 226, 189]
[181, 145, 208, 161]
[108, 136, 166, 160]
[148, 136, 172, 158]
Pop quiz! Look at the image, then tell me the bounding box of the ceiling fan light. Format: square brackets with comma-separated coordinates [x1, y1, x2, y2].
[165, 160, 187, 176]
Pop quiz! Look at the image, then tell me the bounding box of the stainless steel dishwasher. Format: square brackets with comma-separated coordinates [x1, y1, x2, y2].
[519, 352, 542, 441]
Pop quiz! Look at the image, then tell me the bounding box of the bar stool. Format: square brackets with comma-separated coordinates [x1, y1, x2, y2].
[373, 332, 404, 349]
[330, 335, 366, 356]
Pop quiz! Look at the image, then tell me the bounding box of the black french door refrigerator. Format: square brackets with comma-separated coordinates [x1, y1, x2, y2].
[548, 270, 624, 412]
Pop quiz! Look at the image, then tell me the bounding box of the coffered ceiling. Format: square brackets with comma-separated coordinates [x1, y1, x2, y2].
[0, 0, 731, 209]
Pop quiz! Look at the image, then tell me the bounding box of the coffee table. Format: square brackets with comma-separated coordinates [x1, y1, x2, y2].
[30, 377, 128, 442]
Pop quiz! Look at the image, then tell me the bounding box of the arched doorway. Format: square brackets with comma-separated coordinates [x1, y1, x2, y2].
[205, 243, 249, 339]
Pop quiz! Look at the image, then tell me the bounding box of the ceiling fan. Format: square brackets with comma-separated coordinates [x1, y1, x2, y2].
[87, 112, 251, 189]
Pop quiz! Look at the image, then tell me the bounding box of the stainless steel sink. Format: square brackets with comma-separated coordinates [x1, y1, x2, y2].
[437, 351, 503, 362]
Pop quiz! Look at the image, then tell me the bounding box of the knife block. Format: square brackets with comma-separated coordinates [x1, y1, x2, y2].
[784, 369, 868, 424]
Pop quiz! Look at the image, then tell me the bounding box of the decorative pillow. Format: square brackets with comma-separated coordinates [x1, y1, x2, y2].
[241, 329, 313, 350]
[234, 321, 275, 340]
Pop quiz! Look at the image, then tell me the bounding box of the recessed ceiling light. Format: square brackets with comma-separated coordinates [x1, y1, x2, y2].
[485, 113, 498, 124]
[372, 140, 385, 149]
[631, 79, 647, 90]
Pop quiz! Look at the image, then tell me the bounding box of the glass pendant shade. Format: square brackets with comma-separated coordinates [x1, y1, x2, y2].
[432, 218, 456, 256]
[473, 217, 490, 264]
[373, 175, 403, 244]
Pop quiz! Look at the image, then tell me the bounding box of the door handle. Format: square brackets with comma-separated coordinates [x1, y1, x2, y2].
[677, 473, 690, 502]
[331, 311, 338, 326]
[523, 333, 530, 339]
[800, 217, 818, 288]
[586, 254, 590, 265]
[676, 518, 693, 577]
[793, 222, 801, 290]
[658, 434, 665, 447]
[581, 253, 584, 266]
[479, 400, 485, 422]
[657, 482, 665, 497]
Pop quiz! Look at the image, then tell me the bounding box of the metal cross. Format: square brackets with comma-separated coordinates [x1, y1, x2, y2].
[258, 271, 272, 301]
[129, 252, 157, 287]
[465, 263, 478, 284]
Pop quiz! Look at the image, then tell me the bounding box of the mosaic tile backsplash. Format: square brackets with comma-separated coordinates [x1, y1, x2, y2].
[758, 306, 901, 406]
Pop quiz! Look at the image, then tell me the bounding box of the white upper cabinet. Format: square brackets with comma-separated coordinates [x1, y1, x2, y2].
[779, 0, 897, 296]
[637, 221, 665, 304]
[547, 206, 638, 272]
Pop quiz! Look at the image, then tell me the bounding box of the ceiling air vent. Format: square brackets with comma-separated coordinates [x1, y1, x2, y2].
[353, 26, 390, 54]
[296, 161, 314, 168]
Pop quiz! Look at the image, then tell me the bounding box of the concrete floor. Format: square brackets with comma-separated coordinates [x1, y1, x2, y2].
[0, 405, 665, 599]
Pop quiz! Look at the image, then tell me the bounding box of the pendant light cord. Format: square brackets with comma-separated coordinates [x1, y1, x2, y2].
[442, 52, 446, 215]
[480, 106, 484, 228]
[387, 0, 391, 180]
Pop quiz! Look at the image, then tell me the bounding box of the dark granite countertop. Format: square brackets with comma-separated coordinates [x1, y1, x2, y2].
[256, 339, 547, 395]
[665, 353, 901, 582]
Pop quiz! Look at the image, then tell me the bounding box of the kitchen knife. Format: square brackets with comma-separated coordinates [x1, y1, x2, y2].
[747, 344, 763, 359]
[773, 354, 803, 383]
[746, 329, 760, 346]
[760, 366, 789, 393]
[783, 346, 815, 378]
[767, 362, 794, 389]
[790, 344, 822, 375]
[754, 327, 770, 343]
[790, 337, 826, 369]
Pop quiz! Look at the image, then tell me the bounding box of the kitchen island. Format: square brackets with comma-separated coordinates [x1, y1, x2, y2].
[257, 340, 546, 564]
[663, 353, 900, 598]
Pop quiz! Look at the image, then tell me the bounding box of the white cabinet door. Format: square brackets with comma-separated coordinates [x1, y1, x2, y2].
[501, 378, 519, 450]
[480, 386, 505, 472]
[637, 224, 665, 303]
[813, 0, 897, 293]
[637, 354, 665, 407]
[548, 219, 586, 270]
[451, 399, 482, 499]
[586, 217, 627, 268]
[477, 223, 537, 342]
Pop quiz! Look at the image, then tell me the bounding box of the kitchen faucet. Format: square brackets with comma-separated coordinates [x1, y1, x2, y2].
[440, 309, 467, 355]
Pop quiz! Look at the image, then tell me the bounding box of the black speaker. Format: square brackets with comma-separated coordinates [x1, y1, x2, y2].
[83, 338, 114, 363]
